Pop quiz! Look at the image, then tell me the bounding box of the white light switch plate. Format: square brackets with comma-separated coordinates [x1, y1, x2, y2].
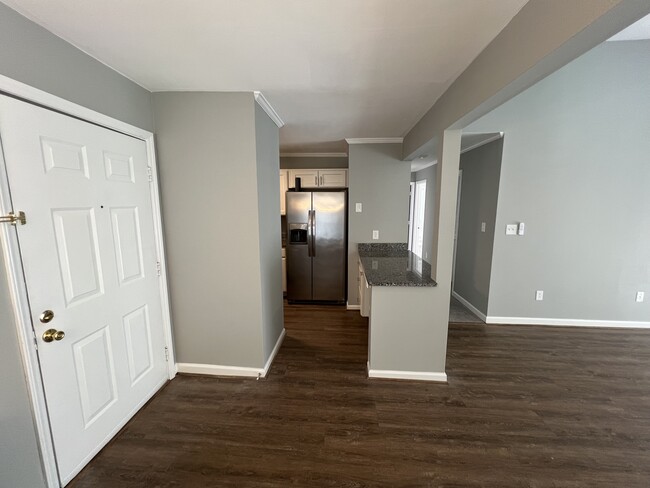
[372, 230, 379, 240]
[481, 222, 486, 233]
[355, 203, 362, 213]
[636, 291, 645, 303]
[506, 224, 518, 235]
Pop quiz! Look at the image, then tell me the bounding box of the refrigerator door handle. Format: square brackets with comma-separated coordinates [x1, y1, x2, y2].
[307, 210, 313, 257]
[311, 210, 316, 257]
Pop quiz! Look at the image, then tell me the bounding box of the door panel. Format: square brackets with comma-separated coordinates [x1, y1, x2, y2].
[286, 192, 312, 301]
[312, 191, 346, 302]
[0, 95, 168, 485]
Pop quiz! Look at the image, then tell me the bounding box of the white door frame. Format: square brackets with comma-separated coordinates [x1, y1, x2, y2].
[407, 181, 415, 251]
[0, 74, 176, 488]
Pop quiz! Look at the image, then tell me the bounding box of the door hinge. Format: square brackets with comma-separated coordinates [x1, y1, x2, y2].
[147, 167, 153, 182]
[0, 211, 26, 226]
[164, 346, 169, 362]
[156, 261, 162, 276]
[33, 334, 38, 350]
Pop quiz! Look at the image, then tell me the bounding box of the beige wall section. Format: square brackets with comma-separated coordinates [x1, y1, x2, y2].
[254, 103, 284, 362]
[347, 143, 410, 305]
[153, 92, 266, 368]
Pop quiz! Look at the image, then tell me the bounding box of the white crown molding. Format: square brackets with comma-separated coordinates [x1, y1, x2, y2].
[280, 152, 348, 158]
[451, 291, 487, 322]
[486, 316, 650, 328]
[460, 132, 504, 154]
[253, 91, 285, 128]
[345, 137, 403, 145]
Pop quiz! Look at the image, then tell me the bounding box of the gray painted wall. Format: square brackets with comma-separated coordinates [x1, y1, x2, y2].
[0, 5, 156, 487]
[0, 2, 153, 131]
[254, 103, 284, 361]
[453, 139, 503, 314]
[413, 164, 437, 263]
[153, 92, 267, 368]
[347, 143, 410, 305]
[280, 156, 347, 169]
[0, 258, 46, 488]
[466, 41, 650, 321]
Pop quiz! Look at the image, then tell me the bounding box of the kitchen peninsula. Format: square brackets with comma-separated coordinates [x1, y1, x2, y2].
[358, 243, 447, 382]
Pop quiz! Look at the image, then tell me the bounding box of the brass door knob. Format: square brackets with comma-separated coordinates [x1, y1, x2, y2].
[39, 310, 54, 323]
[42, 329, 65, 343]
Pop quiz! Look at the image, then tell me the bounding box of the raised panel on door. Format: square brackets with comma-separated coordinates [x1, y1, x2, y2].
[0, 95, 168, 486]
[288, 169, 319, 188]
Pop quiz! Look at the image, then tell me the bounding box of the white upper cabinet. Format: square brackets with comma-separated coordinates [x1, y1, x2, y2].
[288, 169, 319, 188]
[288, 169, 348, 189]
[319, 169, 347, 188]
[279, 170, 288, 215]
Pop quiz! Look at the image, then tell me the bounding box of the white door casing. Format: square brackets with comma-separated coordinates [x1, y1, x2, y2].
[0, 95, 170, 486]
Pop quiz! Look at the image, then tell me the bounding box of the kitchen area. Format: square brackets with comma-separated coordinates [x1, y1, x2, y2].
[279, 145, 447, 382]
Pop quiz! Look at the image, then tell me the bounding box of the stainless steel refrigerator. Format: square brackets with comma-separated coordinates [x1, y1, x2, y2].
[286, 190, 347, 303]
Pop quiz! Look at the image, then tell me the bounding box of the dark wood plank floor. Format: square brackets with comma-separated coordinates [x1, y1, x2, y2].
[69, 303, 650, 487]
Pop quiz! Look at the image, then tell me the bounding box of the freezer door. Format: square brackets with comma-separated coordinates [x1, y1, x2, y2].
[286, 192, 313, 301]
[312, 191, 347, 302]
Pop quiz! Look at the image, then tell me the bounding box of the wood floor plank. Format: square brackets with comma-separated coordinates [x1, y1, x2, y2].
[68, 303, 650, 487]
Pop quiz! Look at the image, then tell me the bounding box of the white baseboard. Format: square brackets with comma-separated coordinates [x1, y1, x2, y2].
[451, 291, 487, 322]
[261, 328, 286, 377]
[176, 362, 262, 378]
[346, 302, 361, 310]
[486, 316, 650, 329]
[177, 329, 286, 379]
[367, 362, 447, 382]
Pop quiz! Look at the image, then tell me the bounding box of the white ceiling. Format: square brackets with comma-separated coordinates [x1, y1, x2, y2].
[1, 0, 529, 153]
[609, 13, 650, 41]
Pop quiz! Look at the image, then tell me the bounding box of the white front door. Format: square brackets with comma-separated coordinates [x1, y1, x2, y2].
[0, 96, 169, 485]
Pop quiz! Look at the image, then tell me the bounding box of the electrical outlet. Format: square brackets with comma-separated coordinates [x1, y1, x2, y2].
[355, 203, 362, 213]
[481, 222, 486, 233]
[372, 260, 378, 270]
[535, 290, 544, 301]
[506, 224, 517, 235]
[636, 291, 645, 303]
[372, 230, 379, 240]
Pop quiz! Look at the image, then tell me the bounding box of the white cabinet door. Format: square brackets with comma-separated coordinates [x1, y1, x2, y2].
[0, 95, 168, 485]
[288, 169, 319, 188]
[279, 170, 288, 215]
[319, 169, 348, 188]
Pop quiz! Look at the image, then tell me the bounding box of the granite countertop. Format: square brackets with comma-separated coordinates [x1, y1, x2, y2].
[357, 243, 437, 287]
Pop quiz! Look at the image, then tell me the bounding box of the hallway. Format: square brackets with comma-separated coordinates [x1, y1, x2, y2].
[69, 303, 650, 487]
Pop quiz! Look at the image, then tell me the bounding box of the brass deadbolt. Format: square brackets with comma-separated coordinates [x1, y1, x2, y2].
[39, 310, 54, 323]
